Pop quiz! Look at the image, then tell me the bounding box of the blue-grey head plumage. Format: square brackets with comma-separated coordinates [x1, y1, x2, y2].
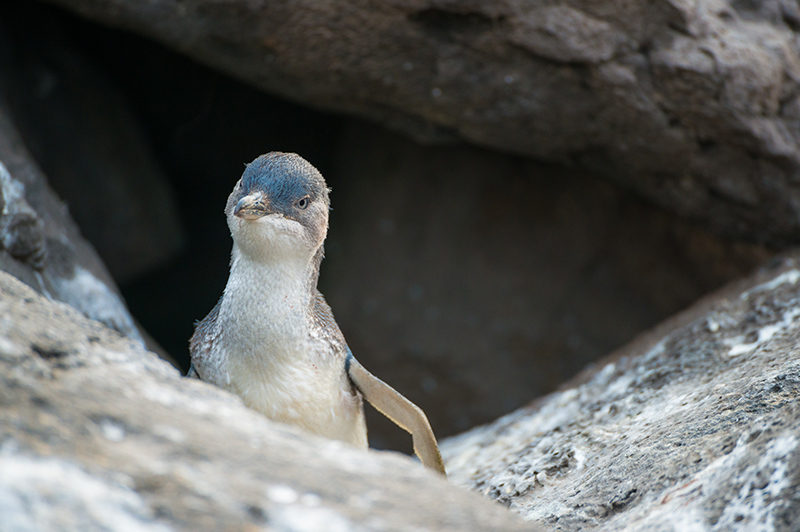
[237, 152, 329, 217]
[225, 152, 331, 270]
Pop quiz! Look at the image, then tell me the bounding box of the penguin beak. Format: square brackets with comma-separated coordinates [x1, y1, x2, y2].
[234, 192, 269, 220]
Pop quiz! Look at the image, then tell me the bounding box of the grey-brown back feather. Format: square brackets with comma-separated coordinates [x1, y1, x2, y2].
[189, 297, 222, 379]
[311, 290, 347, 349]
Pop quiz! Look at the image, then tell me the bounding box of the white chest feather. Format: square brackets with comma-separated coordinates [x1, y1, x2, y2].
[207, 245, 366, 446]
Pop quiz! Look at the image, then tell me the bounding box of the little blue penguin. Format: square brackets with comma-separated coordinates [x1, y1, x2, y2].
[189, 152, 445, 475]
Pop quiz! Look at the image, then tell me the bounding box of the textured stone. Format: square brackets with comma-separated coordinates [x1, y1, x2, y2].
[442, 254, 800, 531]
[0, 270, 530, 532]
[42, 0, 800, 245]
[0, 99, 143, 345]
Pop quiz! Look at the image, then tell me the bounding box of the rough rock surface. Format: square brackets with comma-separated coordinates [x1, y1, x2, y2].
[0, 97, 144, 344]
[442, 254, 800, 531]
[0, 270, 530, 532]
[44, 0, 800, 245]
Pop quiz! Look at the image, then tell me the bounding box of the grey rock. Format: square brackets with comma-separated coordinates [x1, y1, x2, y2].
[0, 99, 143, 345]
[442, 254, 800, 530]
[0, 269, 531, 532]
[0, 166, 45, 268]
[42, 0, 800, 245]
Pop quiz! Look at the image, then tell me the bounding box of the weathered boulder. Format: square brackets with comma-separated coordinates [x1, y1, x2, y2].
[43, 0, 800, 245]
[442, 254, 800, 530]
[0, 98, 144, 345]
[0, 269, 530, 532]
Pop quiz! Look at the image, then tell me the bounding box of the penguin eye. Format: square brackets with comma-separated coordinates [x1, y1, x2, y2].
[296, 196, 310, 210]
